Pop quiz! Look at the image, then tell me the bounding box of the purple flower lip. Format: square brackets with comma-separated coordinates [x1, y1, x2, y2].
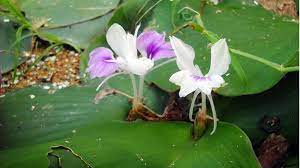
[86, 47, 119, 78]
[146, 42, 163, 59]
[192, 75, 211, 81]
[137, 31, 175, 61]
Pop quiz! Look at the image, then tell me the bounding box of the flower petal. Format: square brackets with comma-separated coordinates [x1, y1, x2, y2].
[169, 36, 199, 74]
[178, 78, 198, 97]
[117, 57, 154, 76]
[137, 31, 174, 61]
[151, 43, 175, 61]
[137, 31, 163, 57]
[86, 47, 118, 78]
[210, 0, 219, 5]
[207, 38, 231, 76]
[197, 82, 212, 95]
[169, 70, 190, 86]
[169, 70, 198, 97]
[210, 75, 225, 85]
[106, 23, 137, 60]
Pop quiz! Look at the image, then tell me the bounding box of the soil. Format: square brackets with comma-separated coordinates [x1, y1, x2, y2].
[0, 47, 80, 95]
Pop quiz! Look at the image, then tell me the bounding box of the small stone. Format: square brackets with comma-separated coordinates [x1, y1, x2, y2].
[216, 9, 222, 14]
[69, 51, 75, 55]
[29, 94, 35, 99]
[13, 79, 19, 84]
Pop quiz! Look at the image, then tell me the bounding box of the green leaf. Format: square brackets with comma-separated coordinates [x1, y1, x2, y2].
[109, 0, 298, 96]
[0, 17, 31, 74]
[0, 76, 261, 167]
[38, 12, 113, 50]
[285, 154, 299, 168]
[16, 0, 120, 28]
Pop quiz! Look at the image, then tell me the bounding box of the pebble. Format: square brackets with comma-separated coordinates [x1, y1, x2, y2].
[2, 49, 80, 94]
[29, 94, 36, 99]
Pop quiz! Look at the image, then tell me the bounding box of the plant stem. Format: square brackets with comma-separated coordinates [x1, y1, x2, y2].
[129, 73, 138, 99]
[230, 48, 299, 73]
[138, 75, 145, 100]
[96, 72, 125, 91]
[189, 90, 201, 121]
[201, 92, 206, 112]
[281, 66, 299, 72]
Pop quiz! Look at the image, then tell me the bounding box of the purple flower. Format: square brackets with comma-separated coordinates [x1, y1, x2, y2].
[137, 31, 175, 61]
[86, 47, 119, 78]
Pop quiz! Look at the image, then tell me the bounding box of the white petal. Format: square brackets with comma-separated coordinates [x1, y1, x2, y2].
[210, 0, 219, 5]
[197, 82, 212, 95]
[106, 23, 137, 60]
[178, 78, 198, 97]
[169, 70, 190, 86]
[169, 36, 199, 73]
[126, 33, 138, 59]
[125, 57, 154, 76]
[210, 75, 225, 85]
[207, 38, 231, 76]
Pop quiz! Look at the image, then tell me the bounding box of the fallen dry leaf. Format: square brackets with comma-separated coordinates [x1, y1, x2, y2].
[258, 133, 289, 168]
[258, 0, 298, 19]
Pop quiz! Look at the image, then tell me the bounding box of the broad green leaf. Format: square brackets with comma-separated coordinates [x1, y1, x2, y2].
[285, 155, 299, 168]
[16, 0, 120, 28]
[38, 12, 113, 49]
[109, 0, 298, 96]
[0, 76, 261, 167]
[0, 17, 31, 74]
[216, 73, 299, 146]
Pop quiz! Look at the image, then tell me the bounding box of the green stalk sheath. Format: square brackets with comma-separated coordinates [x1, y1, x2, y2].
[138, 75, 144, 100]
[129, 73, 138, 99]
[201, 92, 206, 112]
[281, 66, 299, 72]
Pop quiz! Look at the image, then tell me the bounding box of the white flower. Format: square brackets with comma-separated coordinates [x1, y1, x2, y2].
[169, 36, 230, 97]
[169, 36, 231, 135]
[106, 23, 154, 76]
[210, 0, 220, 5]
